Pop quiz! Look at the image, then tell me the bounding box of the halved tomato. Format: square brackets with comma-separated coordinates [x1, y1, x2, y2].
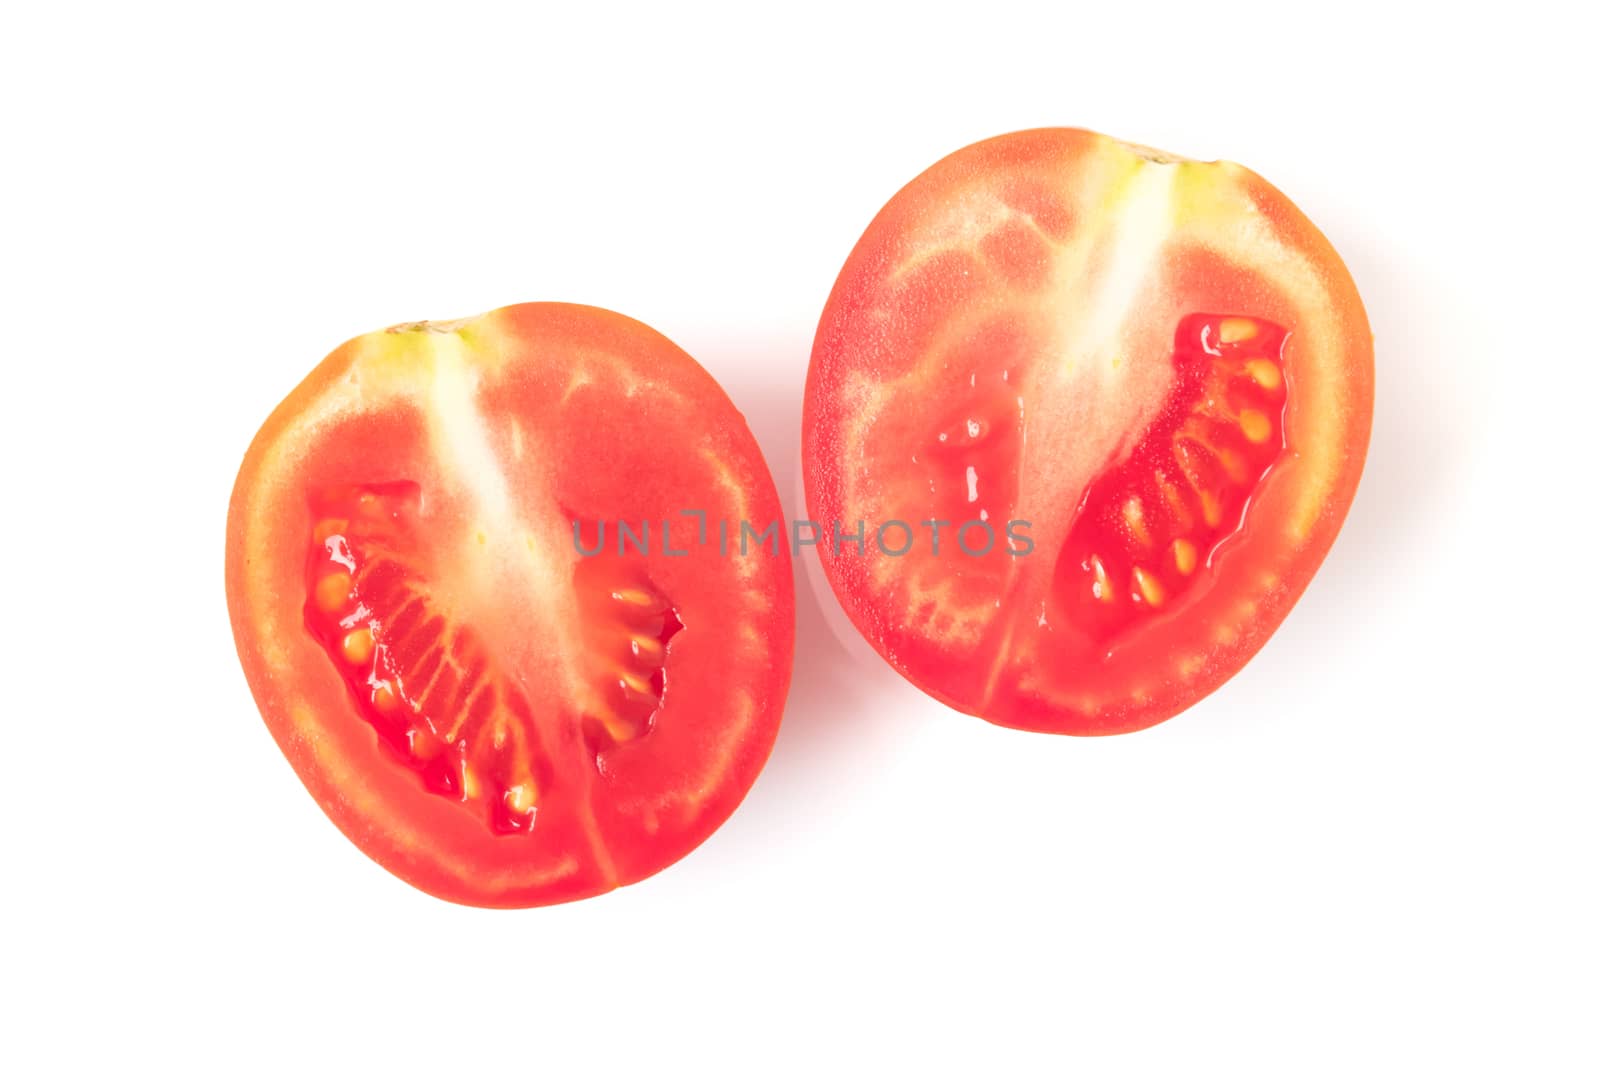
[227, 303, 793, 906]
[803, 128, 1373, 734]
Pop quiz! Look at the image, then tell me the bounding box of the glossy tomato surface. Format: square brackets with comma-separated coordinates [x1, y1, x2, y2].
[227, 303, 793, 906]
[804, 129, 1373, 735]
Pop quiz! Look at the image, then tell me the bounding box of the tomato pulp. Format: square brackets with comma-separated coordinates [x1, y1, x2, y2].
[803, 129, 1373, 734]
[228, 304, 794, 906]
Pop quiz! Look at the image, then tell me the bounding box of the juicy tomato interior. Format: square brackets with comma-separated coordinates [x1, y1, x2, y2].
[228, 304, 793, 906]
[803, 129, 1373, 734]
[1055, 313, 1288, 646]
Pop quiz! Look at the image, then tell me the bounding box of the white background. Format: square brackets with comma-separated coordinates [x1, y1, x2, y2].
[3, 2, 1595, 1063]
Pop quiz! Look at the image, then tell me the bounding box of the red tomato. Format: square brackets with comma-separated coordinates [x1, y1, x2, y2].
[227, 303, 794, 906]
[803, 128, 1373, 735]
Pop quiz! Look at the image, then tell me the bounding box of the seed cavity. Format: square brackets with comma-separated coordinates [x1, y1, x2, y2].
[304, 482, 552, 836]
[1054, 313, 1288, 643]
[583, 576, 683, 753]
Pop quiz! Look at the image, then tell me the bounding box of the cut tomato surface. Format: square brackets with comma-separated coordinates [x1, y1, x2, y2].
[227, 304, 793, 906]
[803, 129, 1373, 735]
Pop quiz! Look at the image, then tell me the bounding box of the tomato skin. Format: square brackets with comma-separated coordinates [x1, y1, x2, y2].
[227, 303, 793, 907]
[803, 128, 1373, 735]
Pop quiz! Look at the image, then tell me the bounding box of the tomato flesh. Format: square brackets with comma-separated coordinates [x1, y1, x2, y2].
[804, 129, 1373, 735]
[228, 304, 793, 906]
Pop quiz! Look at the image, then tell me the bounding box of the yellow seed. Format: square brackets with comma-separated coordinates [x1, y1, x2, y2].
[1172, 538, 1198, 576]
[1157, 474, 1191, 528]
[613, 587, 664, 611]
[314, 571, 351, 613]
[312, 518, 347, 544]
[1245, 358, 1282, 390]
[1199, 490, 1223, 528]
[358, 492, 381, 517]
[1239, 408, 1273, 444]
[1121, 497, 1151, 545]
[1089, 555, 1113, 602]
[1219, 317, 1258, 344]
[341, 627, 375, 665]
[409, 728, 440, 759]
[1131, 566, 1166, 607]
[631, 633, 664, 666]
[591, 705, 638, 743]
[504, 782, 538, 815]
[373, 681, 399, 713]
[1216, 448, 1247, 483]
[619, 671, 655, 703]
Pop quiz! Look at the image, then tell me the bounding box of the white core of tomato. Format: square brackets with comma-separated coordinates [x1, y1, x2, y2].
[420, 333, 584, 694]
[1004, 158, 1185, 610]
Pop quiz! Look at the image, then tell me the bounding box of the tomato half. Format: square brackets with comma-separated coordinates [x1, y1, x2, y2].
[803, 129, 1373, 735]
[227, 303, 793, 906]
